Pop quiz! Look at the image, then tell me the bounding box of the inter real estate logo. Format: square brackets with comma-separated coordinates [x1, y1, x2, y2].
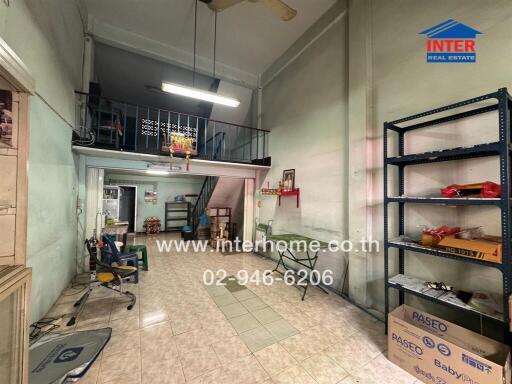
[420, 19, 482, 63]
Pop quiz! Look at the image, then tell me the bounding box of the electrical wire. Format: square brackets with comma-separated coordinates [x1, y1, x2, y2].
[192, 0, 198, 87]
[213, 10, 218, 78]
[72, 126, 96, 146]
[29, 318, 61, 344]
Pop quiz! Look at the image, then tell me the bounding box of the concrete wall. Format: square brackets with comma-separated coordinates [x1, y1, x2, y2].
[259, 0, 512, 331]
[105, 173, 204, 232]
[258, 15, 349, 293]
[0, 0, 84, 321]
[363, 0, 512, 322]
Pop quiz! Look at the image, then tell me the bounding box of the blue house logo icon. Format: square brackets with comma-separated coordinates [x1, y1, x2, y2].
[53, 347, 83, 363]
[420, 19, 482, 63]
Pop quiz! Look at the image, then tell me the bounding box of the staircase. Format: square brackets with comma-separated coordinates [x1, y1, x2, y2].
[191, 176, 218, 236]
[191, 132, 225, 235]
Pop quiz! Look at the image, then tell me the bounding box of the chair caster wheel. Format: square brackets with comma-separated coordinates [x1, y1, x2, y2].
[67, 318, 76, 326]
[127, 305, 133, 310]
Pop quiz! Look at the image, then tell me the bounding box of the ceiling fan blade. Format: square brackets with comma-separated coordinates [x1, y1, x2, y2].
[257, 0, 297, 21]
[202, 0, 245, 11]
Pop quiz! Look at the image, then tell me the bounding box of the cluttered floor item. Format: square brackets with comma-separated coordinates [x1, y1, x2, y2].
[42, 233, 417, 384]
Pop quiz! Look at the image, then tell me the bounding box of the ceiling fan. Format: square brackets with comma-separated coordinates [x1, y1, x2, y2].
[199, 0, 297, 21]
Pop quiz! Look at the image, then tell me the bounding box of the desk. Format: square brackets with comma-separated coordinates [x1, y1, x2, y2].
[267, 234, 329, 300]
[101, 223, 128, 251]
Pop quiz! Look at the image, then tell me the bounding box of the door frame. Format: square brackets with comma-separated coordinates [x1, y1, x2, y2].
[117, 184, 138, 233]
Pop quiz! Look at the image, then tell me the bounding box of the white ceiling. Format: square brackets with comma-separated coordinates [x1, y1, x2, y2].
[85, 0, 336, 77]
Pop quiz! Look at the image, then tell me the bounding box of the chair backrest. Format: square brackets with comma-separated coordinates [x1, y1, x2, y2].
[256, 219, 273, 235]
[256, 223, 269, 234]
[101, 235, 121, 262]
[85, 238, 112, 272]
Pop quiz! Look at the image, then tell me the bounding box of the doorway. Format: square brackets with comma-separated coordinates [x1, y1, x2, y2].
[118, 186, 137, 232]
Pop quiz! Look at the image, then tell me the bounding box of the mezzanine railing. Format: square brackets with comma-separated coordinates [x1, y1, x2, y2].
[73, 91, 269, 164]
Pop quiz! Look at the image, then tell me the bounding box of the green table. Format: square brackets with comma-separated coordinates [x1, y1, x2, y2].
[267, 234, 329, 300]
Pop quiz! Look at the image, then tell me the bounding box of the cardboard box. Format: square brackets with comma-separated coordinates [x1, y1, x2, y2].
[389, 305, 510, 384]
[437, 236, 502, 263]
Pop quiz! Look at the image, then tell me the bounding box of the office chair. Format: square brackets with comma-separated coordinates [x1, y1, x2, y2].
[66, 237, 137, 326]
[101, 235, 139, 283]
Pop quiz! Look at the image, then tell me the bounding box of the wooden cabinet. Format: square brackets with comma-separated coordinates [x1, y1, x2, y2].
[0, 89, 28, 266]
[0, 266, 31, 384]
[0, 37, 34, 384]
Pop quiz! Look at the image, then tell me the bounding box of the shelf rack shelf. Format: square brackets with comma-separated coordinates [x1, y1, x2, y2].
[164, 202, 191, 232]
[384, 87, 512, 344]
[387, 275, 503, 323]
[386, 196, 501, 206]
[388, 240, 501, 269]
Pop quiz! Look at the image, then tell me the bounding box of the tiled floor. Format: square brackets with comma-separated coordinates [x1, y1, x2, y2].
[45, 233, 419, 384]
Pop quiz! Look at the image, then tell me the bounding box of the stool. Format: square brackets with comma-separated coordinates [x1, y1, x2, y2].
[126, 245, 148, 271]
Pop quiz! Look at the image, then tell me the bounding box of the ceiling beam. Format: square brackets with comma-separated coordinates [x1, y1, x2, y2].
[87, 16, 259, 89]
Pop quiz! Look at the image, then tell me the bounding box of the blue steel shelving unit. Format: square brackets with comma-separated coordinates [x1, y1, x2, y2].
[384, 88, 512, 343]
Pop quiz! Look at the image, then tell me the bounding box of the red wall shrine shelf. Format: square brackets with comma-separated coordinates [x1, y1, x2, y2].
[278, 189, 300, 208]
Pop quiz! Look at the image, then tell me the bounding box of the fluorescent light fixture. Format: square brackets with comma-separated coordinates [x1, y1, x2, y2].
[161, 82, 240, 108]
[146, 170, 170, 176]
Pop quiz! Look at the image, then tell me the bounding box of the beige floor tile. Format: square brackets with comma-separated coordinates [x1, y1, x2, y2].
[350, 354, 416, 384]
[140, 324, 178, 361]
[271, 364, 316, 384]
[197, 307, 230, 326]
[228, 313, 261, 334]
[140, 309, 169, 328]
[102, 329, 140, 357]
[254, 343, 297, 376]
[264, 319, 298, 341]
[139, 321, 174, 345]
[110, 301, 139, 321]
[337, 375, 362, 384]
[141, 347, 180, 371]
[212, 335, 251, 364]
[282, 312, 318, 332]
[98, 348, 141, 383]
[202, 319, 237, 344]
[175, 328, 213, 354]
[169, 312, 202, 334]
[252, 307, 281, 324]
[325, 335, 380, 375]
[179, 346, 221, 381]
[141, 360, 185, 384]
[223, 355, 270, 384]
[189, 367, 228, 384]
[140, 299, 167, 314]
[300, 352, 348, 384]
[102, 375, 141, 384]
[109, 314, 140, 335]
[279, 333, 314, 361]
